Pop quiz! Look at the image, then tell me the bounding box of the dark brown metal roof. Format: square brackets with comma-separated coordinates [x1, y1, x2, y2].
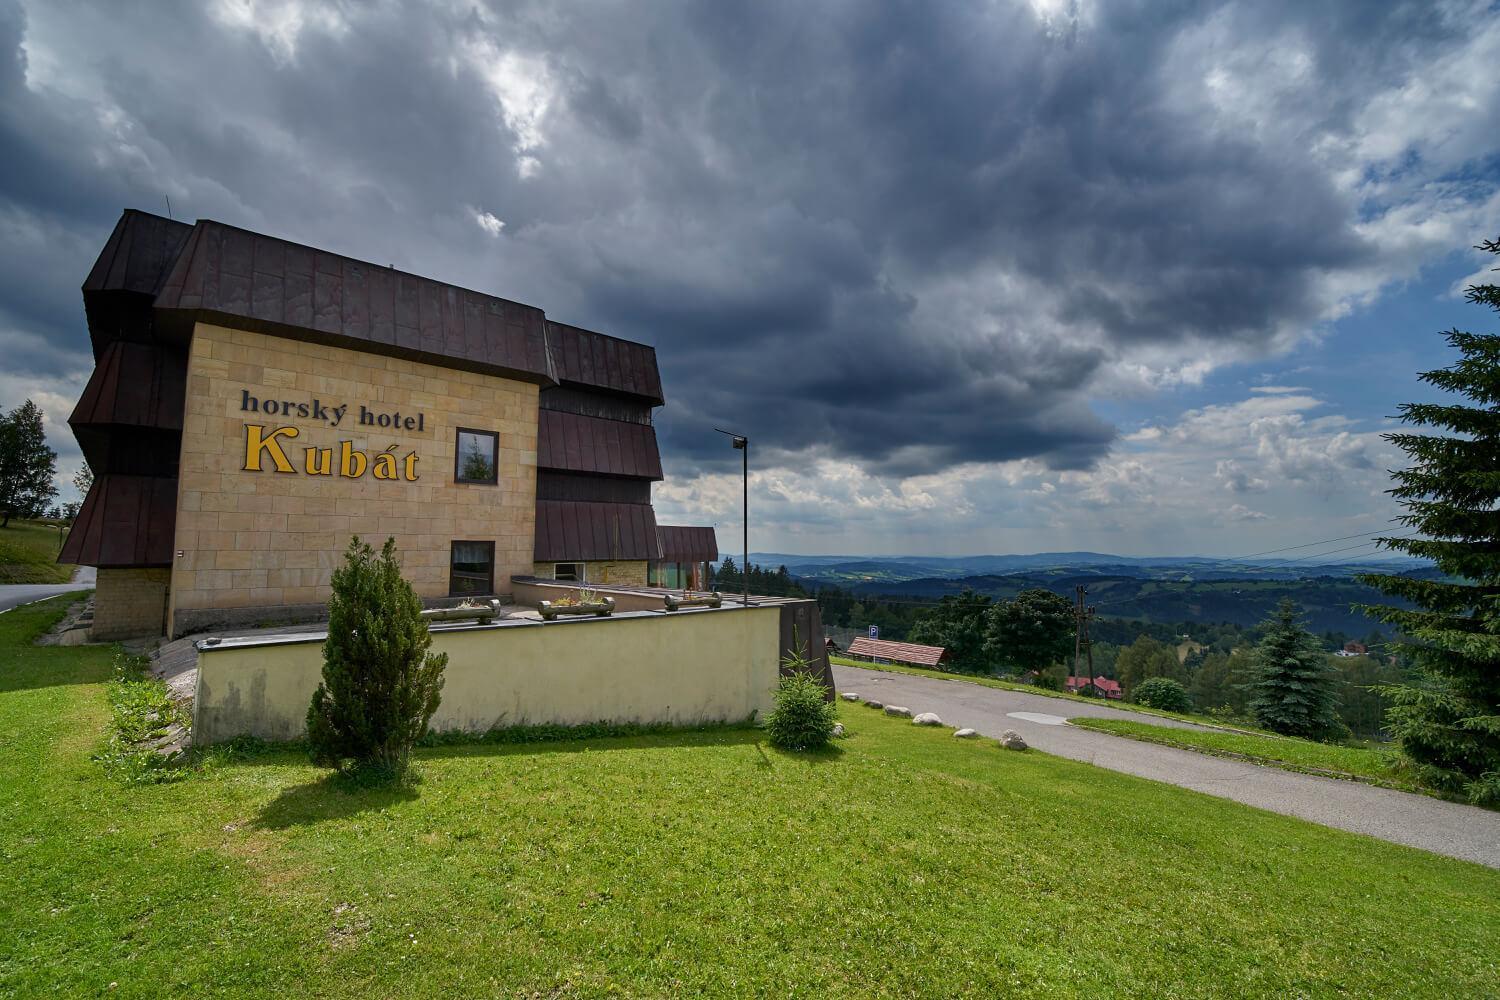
[537, 410, 663, 480]
[534, 500, 660, 562]
[153, 219, 556, 385]
[656, 525, 718, 563]
[65, 210, 686, 574]
[69, 341, 187, 431]
[83, 210, 193, 298]
[846, 637, 948, 667]
[547, 321, 664, 405]
[58, 474, 177, 567]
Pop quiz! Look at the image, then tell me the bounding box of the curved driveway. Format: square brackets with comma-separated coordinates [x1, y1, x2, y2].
[0, 566, 95, 614]
[838, 664, 1500, 869]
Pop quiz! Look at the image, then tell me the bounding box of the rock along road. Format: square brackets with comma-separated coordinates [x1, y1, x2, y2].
[838, 664, 1500, 869]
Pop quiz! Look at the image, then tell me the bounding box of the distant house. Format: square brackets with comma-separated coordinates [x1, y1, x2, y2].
[1066, 675, 1123, 700]
[845, 637, 947, 669]
[1343, 640, 1368, 656]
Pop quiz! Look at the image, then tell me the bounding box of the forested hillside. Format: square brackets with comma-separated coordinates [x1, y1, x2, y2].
[831, 572, 1427, 635]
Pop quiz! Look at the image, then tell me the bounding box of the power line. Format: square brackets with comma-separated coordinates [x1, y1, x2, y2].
[1230, 525, 1404, 560]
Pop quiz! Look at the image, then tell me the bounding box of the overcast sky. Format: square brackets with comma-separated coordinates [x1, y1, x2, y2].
[2, 0, 1498, 557]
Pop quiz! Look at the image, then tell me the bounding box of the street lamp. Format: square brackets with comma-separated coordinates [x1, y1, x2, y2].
[715, 427, 749, 608]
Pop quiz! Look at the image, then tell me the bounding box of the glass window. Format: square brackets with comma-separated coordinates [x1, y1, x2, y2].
[450, 540, 495, 596]
[554, 562, 583, 582]
[455, 428, 498, 484]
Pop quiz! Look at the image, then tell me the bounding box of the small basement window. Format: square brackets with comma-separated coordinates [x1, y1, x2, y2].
[553, 562, 584, 582]
[450, 540, 495, 596]
[455, 428, 499, 484]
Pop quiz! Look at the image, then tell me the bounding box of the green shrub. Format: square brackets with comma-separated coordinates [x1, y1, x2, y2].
[1031, 665, 1065, 691]
[95, 652, 188, 785]
[1247, 599, 1342, 740]
[1132, 677, 1192, 713]
[765, 670, 838, 750]
[307, 536, 448, 782]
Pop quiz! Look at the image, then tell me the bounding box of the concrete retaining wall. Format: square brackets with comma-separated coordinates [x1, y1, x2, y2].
[193, 604, 784, 744]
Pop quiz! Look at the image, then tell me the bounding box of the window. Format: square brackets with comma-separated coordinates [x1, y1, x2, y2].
[554, 562, 584, 582]
[450, 540, 495, 596]
[454, 428, 499, 484]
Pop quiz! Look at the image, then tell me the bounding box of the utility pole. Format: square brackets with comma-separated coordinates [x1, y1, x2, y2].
[1074, 585, 1095, 690]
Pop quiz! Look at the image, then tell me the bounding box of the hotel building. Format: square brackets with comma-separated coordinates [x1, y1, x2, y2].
[62, 210, 718, 639]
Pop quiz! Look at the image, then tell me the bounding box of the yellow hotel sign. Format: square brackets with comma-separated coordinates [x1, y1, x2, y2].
[243, 425, 421, 481]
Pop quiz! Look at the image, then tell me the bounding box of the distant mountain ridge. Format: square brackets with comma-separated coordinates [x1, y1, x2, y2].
[737, 550, 1431, 585]
[722, 551, 1435, 634]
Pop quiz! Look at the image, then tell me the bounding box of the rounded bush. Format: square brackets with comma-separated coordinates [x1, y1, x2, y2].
[766, 671, 838, 750]
[1132, 677, 1192, 713]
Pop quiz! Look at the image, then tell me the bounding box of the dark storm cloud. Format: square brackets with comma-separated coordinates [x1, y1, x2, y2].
[0, 0, 1485, 476]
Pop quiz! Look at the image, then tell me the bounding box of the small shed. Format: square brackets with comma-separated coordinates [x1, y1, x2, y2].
[845, 637, 948, 669]
[1066, 675, 1123, 700]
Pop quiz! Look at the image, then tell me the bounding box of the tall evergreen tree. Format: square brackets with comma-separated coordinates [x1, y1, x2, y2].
[307, 537, 448, 781]
[1359, 237, 1500, 802]
[1248, 598, 1342, 739]
[0, 400, 58, 527]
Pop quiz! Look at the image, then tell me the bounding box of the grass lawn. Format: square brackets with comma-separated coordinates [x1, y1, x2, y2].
[1067, 717, 1425, 792]
[4, 597, 1498, 998]
[0, 519, 74, 583]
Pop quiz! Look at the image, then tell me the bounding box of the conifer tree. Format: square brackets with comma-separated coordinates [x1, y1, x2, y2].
[1248, 599, 1342, 739]
[0, 400, 57, 527]
[1359, 237, 1500, 803]
[308, 536, 448, 781]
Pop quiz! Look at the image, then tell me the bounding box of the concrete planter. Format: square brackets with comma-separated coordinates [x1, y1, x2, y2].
[664, 591, 723, 611]
[421, 599, 502, 626]
[538, 596, 616, 621]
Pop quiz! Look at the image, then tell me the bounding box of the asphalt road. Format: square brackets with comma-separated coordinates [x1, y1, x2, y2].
[0, 566, 95, 614]
[837, 664, 1500, 869]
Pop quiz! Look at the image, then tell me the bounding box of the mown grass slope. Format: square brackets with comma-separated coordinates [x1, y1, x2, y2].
[2, 597, 1497, 998]
[0, 519, 73, 583]
[1068, 716, 1422, 790]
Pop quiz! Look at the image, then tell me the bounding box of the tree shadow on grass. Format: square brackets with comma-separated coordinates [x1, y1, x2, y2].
[413, 726, 771, 762]
[254, 771, 420, 830]
[241, 729, 844, 826]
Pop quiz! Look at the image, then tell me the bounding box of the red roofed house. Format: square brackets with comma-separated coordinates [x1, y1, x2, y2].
[1066, 675, 1123, 699]
[845, 636, 948, 669]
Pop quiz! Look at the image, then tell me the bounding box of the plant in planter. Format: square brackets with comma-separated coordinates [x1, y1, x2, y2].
[538, 588, 616, 620]
[664, 590, 723, 611]
[420, 598, 502, 625]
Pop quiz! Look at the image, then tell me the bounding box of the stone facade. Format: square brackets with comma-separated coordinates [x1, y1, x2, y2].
[93, 567, 171, 640]
[168, 322, 538, 636]
[530, 560, 648, 586]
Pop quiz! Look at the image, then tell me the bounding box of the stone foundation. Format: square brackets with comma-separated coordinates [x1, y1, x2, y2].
[530, 560, 648, 586]
[93, 568, 171, 640]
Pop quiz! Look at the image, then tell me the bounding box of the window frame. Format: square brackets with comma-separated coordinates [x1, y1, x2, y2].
[449, 539, 496, 597]
[553, 562, 585, 582]
[453, 427, 500, 485]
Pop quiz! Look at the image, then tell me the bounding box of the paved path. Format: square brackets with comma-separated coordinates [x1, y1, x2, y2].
[0, 566, 95, 614]
[838, 664, 1500, 869]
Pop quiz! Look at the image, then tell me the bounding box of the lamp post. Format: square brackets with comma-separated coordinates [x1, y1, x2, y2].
[715, 427, 749, 607]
